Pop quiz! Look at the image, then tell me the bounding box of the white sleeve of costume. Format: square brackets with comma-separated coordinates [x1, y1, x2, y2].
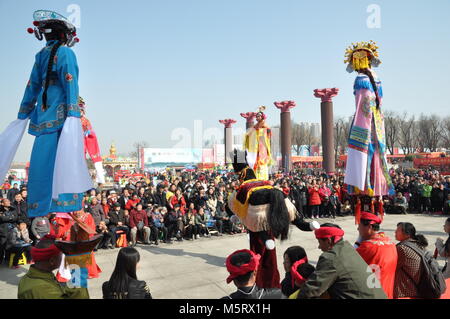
[0, 119, 29, 180]
[58, 254, 73, 281]
[52, 117, 93, 199]
[94, 161, 105, 184]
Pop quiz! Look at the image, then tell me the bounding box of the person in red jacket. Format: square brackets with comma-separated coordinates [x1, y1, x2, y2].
[125, 194, 141, 211]
[308, 183, 321, 219]
[170, 189, 187, 214]
[129, 203, 150, 246]
[355, 212, 398, 299]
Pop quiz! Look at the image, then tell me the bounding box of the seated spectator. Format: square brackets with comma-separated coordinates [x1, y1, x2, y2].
[355, 212, 398, 299]
[96, 221, 114, 250]
[18, 236, 89, 299]
[0, 198, 18, 264]
[102, 247, 152, 299]
[435, 217, 450, 279]
[6, 222, 32, 268]
[164, 205, 184, 242]
[31, 214, 51, 243]
[87, 197, 105, 227]
[339, 199, 352, 216]
[213, 195, 231, 235]
[393, 192, 408, 214]
[296, 223, 387, 299]
[183, 207, 198, 240]
[101, 198, 111, 218]
[125, 194, 141, 212]
[281, 246, 309, 297]
[206, 187, 218, 214]
[195, 207, 211, 237]
[13, 193, 30, 228]
[129, 203, 151, 246]
[221, 249, 282, 299]
[170, 189, 187, 214]
[393, 222, 429, 298]
[108, 203, 130, 244]
[150, 207, 169, 244]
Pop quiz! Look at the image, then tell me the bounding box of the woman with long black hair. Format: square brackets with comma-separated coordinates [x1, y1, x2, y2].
[102, 247, 152, 299]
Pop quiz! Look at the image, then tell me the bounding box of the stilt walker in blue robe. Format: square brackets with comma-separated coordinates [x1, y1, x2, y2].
[0, 10, 92, 218]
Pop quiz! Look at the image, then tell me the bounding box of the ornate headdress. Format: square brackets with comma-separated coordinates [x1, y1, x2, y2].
[27, 10, 79, 47]
[344, 40, 381, 73]
[256, 106, 267, 120]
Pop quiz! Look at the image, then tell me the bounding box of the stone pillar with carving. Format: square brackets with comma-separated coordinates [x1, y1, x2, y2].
[314, 88, 339, 175]
[274, 100, 296, 173]
[219, 119, 237, 165]
[240, 112, 257, 130]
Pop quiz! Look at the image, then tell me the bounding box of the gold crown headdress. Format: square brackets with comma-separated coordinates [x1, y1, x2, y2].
[256, 106, 267, 120]
[344, 40, 381, 73]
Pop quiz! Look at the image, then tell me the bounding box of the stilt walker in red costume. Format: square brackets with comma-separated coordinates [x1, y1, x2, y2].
[78, 97, 105, 184]
[226, 150, 320, 288]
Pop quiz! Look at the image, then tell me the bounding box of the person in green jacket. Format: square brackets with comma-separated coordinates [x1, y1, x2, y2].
[418, 180, 432, 213]
[18, 235, 89, 299]
[296, 223, 387, 299]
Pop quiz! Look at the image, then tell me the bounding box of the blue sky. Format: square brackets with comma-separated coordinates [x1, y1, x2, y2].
[1, 0, 449, 162]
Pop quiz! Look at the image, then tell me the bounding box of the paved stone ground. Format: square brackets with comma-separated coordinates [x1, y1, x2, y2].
[0, 213, 448, 299]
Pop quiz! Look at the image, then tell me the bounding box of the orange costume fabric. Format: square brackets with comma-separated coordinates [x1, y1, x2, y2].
[77, 212, 102, 279]
[356, 232, 398, 299]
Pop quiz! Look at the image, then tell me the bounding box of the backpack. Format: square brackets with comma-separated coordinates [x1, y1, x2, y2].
[402, 241, 447, 299]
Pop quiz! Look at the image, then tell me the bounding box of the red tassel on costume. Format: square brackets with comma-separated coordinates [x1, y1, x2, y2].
[379, 201, 384, 221]
[355, 199, 361, 225]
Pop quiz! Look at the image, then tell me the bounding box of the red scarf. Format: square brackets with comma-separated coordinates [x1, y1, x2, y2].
[291, 256, 308, 288]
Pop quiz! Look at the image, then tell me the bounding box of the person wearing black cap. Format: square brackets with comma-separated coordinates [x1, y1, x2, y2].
[108, 202, 130, 244]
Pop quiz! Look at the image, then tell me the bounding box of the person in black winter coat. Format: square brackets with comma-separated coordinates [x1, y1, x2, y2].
[0, 198, 19, 264]
[102, 247, 152, 299]
[108, 203, 130, 243]
[12, 193, 30, 228]
[153, 186, 168, 209]
[7, 183, 20, 202]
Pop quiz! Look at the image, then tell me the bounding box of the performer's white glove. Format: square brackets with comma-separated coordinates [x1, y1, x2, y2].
[309, 221, 320, 231]
[265, 239, 275, 250]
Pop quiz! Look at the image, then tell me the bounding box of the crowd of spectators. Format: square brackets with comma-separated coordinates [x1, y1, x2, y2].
[1, 165, 449, 269]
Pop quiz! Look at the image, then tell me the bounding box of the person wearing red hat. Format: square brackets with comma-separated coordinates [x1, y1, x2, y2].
[355, 212, 398, 299]
[296, 223, 387, 299]
[221, 249, 282, 299]
[18, 235, 89, 299]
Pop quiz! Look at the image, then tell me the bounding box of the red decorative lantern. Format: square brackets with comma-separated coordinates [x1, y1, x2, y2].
[27, 28, 34, 34]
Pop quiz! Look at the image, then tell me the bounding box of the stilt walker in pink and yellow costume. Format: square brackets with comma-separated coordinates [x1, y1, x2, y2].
[343, 41, 394, 206]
